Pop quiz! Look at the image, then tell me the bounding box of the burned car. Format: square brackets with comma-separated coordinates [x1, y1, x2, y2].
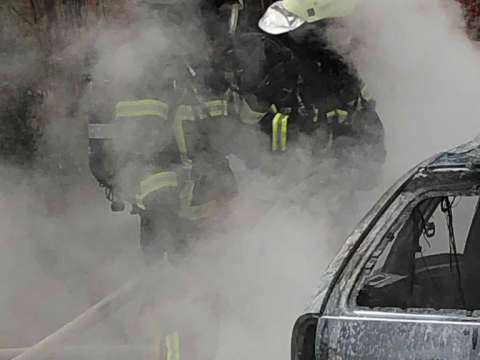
[293, 138, 480, 360]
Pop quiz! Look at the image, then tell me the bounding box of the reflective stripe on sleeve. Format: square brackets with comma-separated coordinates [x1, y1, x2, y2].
[205, 99, 228, 117]
[135, 171, 178, 209]
[115, 99, 169, 119]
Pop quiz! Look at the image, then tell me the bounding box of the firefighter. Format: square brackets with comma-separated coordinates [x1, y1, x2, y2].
[229, 0, 385, 194]
[87, 0, 238, 263]
[86, 1, 240, 358]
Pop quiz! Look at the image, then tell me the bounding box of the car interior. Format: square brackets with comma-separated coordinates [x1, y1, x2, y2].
[357, 194, 480, 311]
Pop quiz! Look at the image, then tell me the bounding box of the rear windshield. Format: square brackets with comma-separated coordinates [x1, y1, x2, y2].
[357, 193, 480, 311]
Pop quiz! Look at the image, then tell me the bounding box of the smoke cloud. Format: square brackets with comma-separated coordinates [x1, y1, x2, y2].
[2, 1, 480, 359]
[334, 0, 480, 182]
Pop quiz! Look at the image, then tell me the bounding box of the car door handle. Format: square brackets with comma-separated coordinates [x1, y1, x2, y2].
[472, 328, 478, 350]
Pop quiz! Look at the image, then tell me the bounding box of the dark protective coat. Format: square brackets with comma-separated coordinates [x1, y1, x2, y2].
[233, 19, 386, 182]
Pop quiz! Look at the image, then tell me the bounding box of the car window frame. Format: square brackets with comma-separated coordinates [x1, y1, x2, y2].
[344, 186, 480, 318]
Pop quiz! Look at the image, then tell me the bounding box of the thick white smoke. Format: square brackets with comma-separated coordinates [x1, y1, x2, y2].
[2, 1, 480, 359]
[337, 0, 480, 183]
[193, 2, 480, 359]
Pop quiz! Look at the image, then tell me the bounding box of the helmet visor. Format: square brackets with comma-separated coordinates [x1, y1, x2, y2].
[258, 1, 305, 35]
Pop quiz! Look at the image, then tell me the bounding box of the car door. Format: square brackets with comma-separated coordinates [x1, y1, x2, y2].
[318, 310, 478, 359]
[317, 192, 480, 359]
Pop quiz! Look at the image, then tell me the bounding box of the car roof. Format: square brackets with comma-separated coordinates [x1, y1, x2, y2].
[426, 136, 480, 171]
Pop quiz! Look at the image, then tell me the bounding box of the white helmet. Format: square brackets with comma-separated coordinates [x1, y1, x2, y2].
[259, 0, 360, 35]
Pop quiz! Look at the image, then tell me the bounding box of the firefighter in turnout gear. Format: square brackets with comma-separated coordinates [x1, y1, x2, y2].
[87, 0, 238, 261]
[229, 0, 385, 192]
[86, 1, 239, 358]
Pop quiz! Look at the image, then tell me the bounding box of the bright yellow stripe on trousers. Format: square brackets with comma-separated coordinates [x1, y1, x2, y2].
[272, 113, 288, 151]
[272, 113, 281, 151]
[280, 114, 288, 151]
[166, 331, 180, 360]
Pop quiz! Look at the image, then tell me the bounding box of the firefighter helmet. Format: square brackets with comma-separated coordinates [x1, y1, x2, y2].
[259, 0, 360, 34]
[258, 1, 305, 35]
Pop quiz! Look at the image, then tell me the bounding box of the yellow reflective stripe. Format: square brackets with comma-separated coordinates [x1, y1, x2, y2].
[175, 101, 227, 122]
[174, 105, 194, 162]
[174, 106, 194, 161]
[175, 105, 196, 122]
[135, 171, 178, 208]
[115, 99, 226, 121]
[326, 109, 349, 122]
[205, 99, 228, 117]
[166, 331, 180, 360]
[280, 114, 288, 151]
[174, 100, 227, 162]
[178, 180, 218, 220]
[115, 99, 168, 119]
[272, 113, 281, 151]
[337, 110, 349, 120]
[272, 113, 288, 152]
[361, 85, 372, 101]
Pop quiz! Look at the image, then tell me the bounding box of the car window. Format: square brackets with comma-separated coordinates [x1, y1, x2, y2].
[357, 195, 480, 310]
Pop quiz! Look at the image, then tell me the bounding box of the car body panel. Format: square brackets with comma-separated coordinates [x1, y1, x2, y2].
[318, 312, 476, 359]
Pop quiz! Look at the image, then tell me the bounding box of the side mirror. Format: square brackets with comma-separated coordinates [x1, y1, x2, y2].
[291, 314, 319, 360]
